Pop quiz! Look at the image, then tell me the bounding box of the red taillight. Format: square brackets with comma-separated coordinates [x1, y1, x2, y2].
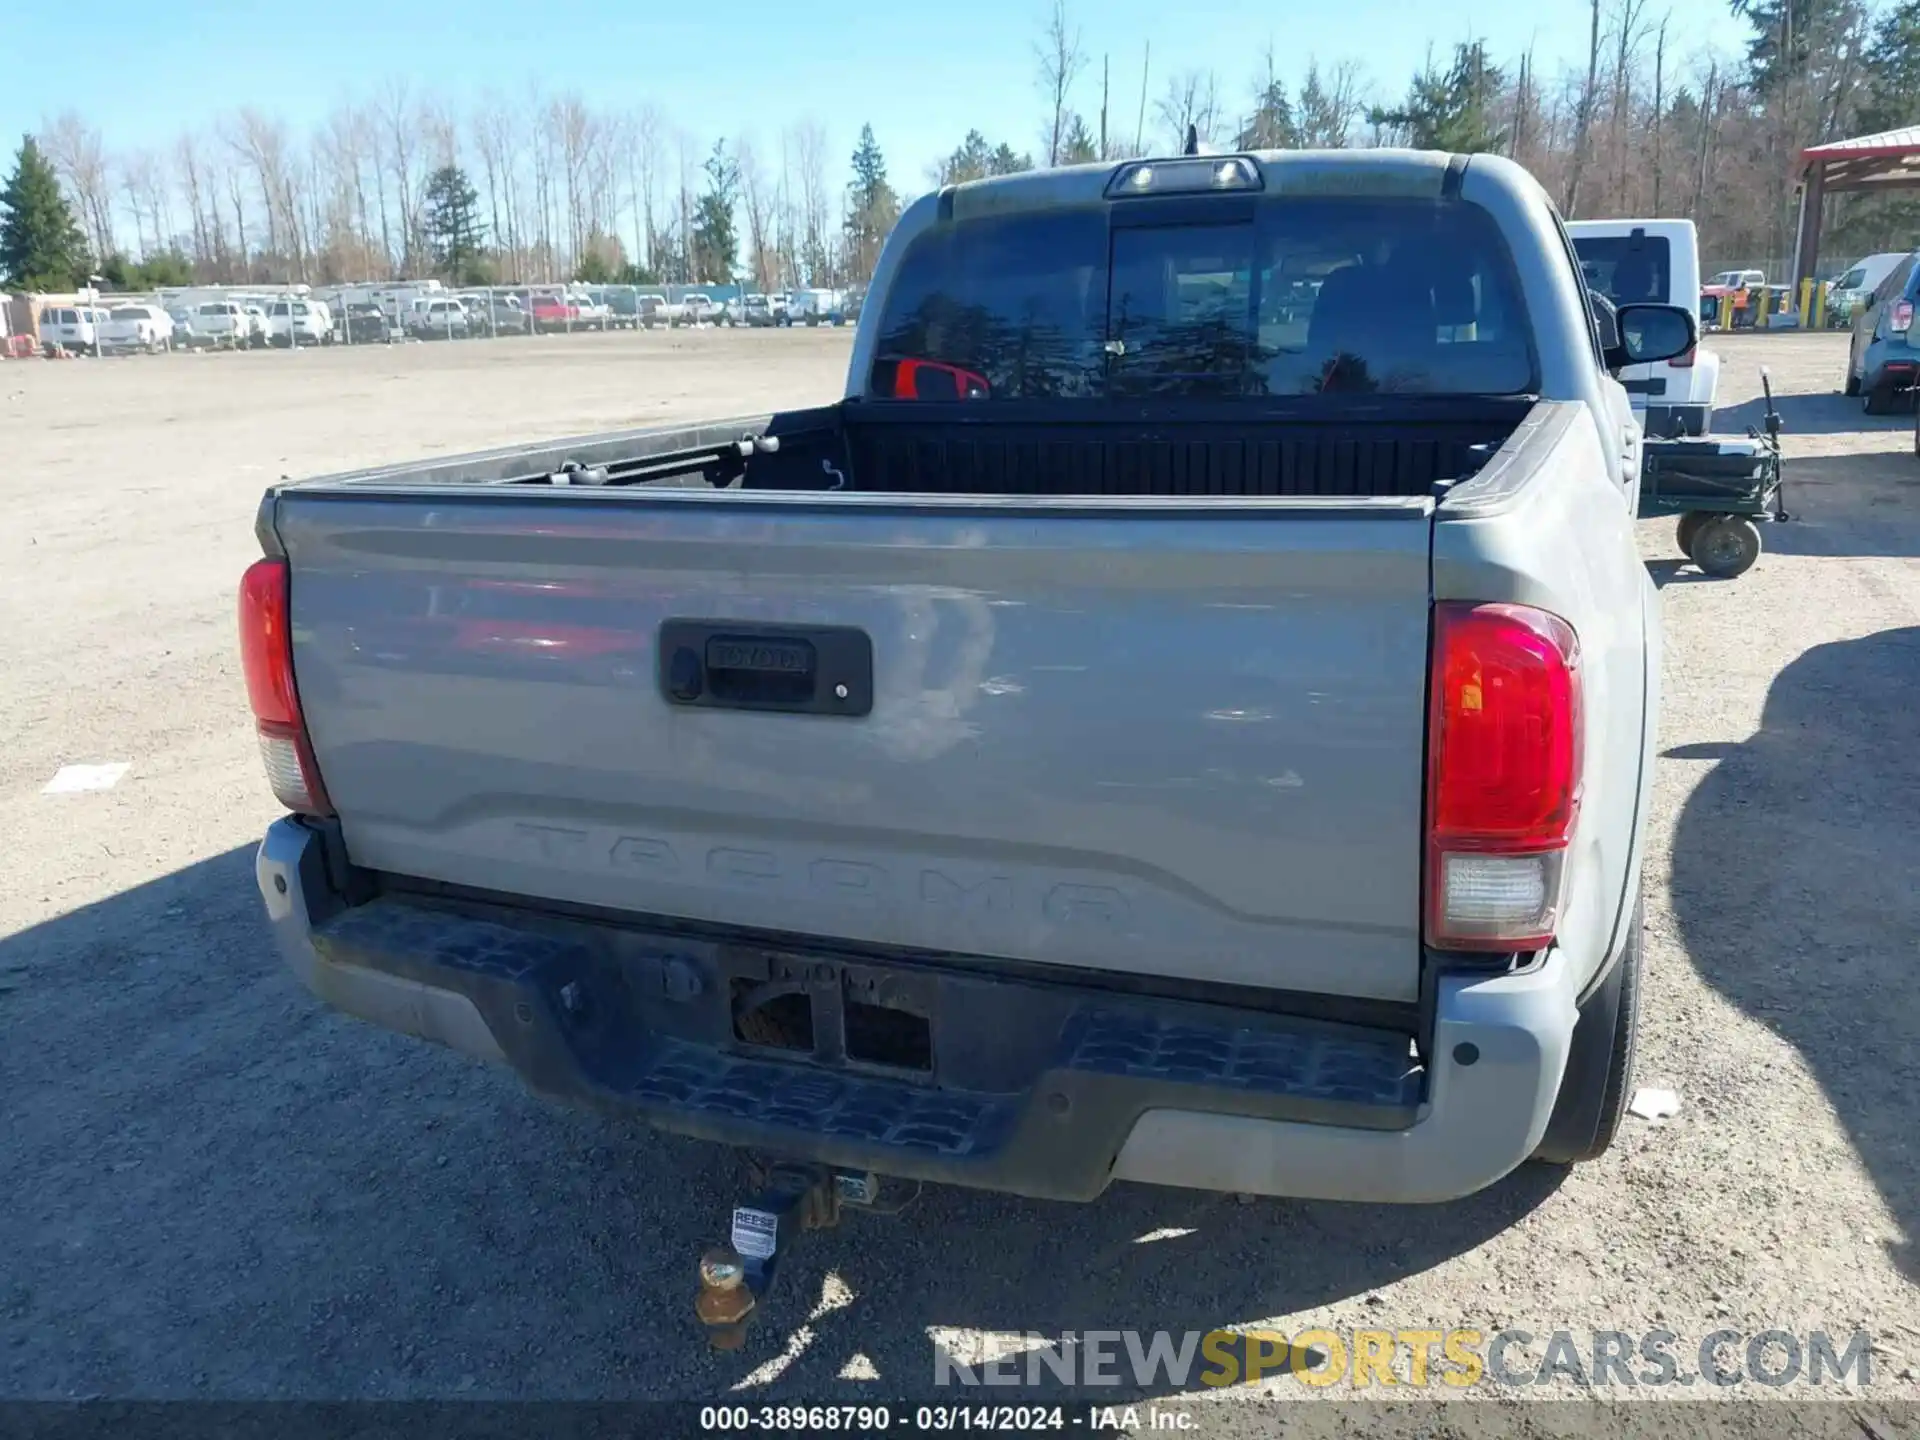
[238, 558, 333, 816]
[1425, 602, 1582, 951]
[1670, 343, 1696, 369]
[1893, 299, 1914, 335]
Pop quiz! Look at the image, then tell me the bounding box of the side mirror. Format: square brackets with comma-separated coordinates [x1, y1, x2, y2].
[1610, 303, 1698, 369]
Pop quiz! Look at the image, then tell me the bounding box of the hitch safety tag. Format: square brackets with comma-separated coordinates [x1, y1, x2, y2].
[834, 1171, 878, 1206]
[730, 1207, 780, 1260]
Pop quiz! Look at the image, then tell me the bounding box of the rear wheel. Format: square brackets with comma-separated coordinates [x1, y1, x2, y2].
[1535, 894, 1644, 1165]
[1675, 511, 1711, 555]
[1864, 380, 1894, 415]
[1844, 368, 1860, 397]
[1691, 514, 1763, 577]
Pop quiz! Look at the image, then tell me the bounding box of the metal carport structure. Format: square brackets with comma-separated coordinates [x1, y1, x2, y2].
[1791, 125, 1920, 313]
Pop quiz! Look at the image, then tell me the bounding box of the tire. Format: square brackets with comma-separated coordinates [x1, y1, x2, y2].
[1534, 893, 1644, 1165]
[1844, 369, 1860, 397]
[1864, 382, 1894, 416]
[1675, 511, 1710, 556]
[1690, 514, 1763, 577]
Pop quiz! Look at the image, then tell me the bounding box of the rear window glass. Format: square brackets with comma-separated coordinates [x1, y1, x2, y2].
[1875, 258, 1917, 302]
[1572, 234, 1673, 307]
[868, 197, 1536, 399]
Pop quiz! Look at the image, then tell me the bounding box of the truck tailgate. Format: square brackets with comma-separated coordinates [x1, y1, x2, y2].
[275, 492, 1435, 1003]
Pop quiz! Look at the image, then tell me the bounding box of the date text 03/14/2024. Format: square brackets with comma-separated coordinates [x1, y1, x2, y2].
[698, 1404, 1199, 1432]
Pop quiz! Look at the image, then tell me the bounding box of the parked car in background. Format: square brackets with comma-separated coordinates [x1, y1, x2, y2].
[636, 294, 667, 328]
[334, 301, 392, 344]
[589, 287, 642, 329]
[242, 304, 270, 347]
[571, 293, 611, 330]
[267, 298, 333, 347]
[167, 307, 197, 345]
[1828, 252, 1909, 327]
[786, 287, 846, 326]
[739, 293, 779, 327]
[97, 304, 175, 354]
[672, 292, 716, 327]
[1707, 268, 1766, 291]
[407, 297, 471, 339]
[1570, 219, 1719, 437]
[473, 292, 530, 335]
[38, 304, 99, 355]
[1844, 248, 1919, 414]
[194, 300, 251, 349]
[529, 292, 579, 333]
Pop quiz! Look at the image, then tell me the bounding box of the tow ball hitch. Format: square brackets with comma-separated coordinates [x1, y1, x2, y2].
[696, 1163, 878, 1350]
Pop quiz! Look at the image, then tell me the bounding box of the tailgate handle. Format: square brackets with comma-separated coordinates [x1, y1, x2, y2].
[658, 620, 873, 717]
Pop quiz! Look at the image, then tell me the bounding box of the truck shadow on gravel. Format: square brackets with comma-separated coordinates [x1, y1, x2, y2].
[0, 844, 1564, 1403]
[1714, 389, 1915, 439]
[1668, 625, 1920, 1291]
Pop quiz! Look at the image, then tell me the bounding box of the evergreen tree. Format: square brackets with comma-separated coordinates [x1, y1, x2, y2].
[691, 140, 740, 282]
[0, 135, 89, 291]
[1060, 114, 1099, 163]
[842, 124, 899, 284]
[1855, 0, 1920, 135]
[1238, 79, 1301, 150]
[1369, 43, 1506, 153]
[937, 132, 1033, 185]
[421, 164, 486, 282]
[988, 143, 1032, 175]
[1297, 64, 1351, 148]
[1731, 0, 1857, 94]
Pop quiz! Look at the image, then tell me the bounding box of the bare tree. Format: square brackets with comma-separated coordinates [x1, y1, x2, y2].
[1563, 0, 1603, 215]
[174, 132, 216, 272]
[377, 79, 421, 273]
[472, 96, 513, 276]
[738, 137, 775, 292]
[1035, 0, 1086, 166]
[794, 119, 830, 285]
[227, 108, 296, 272]
[1610, 0, 1652, 212]
[41, 113, 115, 260]
[1690, 60, 1718, 220]
[120, 150, 159, 258]
[1156, 70, 1221, 149]
[627, 105, 662, 276]
[1650, 17, 1669, 212]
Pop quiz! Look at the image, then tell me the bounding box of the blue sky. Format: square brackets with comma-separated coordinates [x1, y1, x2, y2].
[5, 0, 1749, 195]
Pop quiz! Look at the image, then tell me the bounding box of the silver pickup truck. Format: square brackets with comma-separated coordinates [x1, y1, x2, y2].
[245, 152, 1694, 1247]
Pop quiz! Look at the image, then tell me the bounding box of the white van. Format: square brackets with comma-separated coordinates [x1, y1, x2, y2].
[1828, 252, 1910, 326]
[38, 304, 100, 355]
[1569, 218, 1720, 437]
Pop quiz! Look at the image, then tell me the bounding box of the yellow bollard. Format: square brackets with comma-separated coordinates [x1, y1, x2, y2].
[1718, 294, 1734, 331]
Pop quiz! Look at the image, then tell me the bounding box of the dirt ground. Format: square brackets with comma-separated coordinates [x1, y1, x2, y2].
[1, 329, 1916, 1432]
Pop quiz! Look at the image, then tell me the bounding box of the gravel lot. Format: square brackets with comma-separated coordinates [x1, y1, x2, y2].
[2, 330, 1916, 1430]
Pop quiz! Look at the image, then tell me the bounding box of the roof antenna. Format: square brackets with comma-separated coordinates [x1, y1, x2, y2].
[1182, 124, 1200, 156]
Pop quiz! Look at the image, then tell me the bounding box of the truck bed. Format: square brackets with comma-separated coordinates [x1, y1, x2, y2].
[291, 397, 1532, 501]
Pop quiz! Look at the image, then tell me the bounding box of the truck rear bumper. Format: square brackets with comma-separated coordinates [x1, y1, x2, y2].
[258, 818, 1578, 1204]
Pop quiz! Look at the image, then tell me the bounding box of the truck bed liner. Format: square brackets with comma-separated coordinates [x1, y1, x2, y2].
[280, 399, 1533, 502]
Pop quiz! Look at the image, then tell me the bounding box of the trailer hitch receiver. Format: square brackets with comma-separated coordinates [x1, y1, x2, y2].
[696, 1162, 861, 1350]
